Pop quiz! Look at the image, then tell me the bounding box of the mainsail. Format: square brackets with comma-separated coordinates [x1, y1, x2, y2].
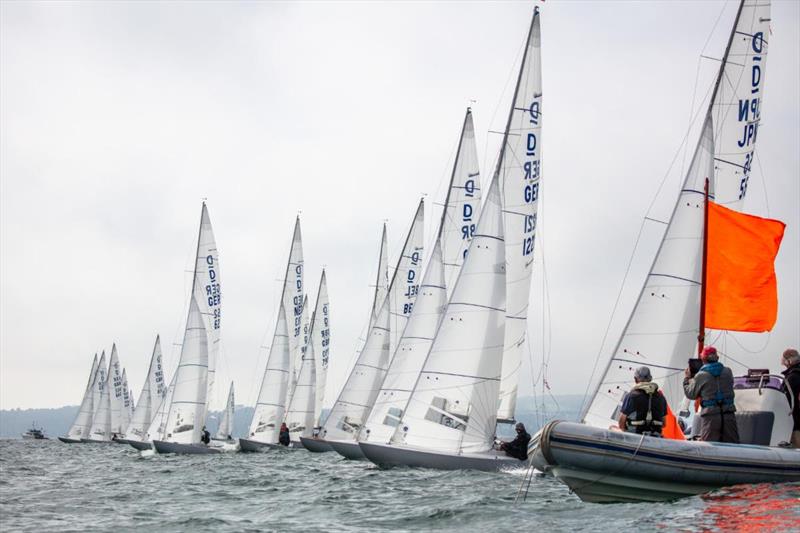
[582, 0, 771, 428]
[120, 368, 132, 432]
[370, 224, 390, 330]
[87, 353, 112, 441]
[107, 344, 124, 436]
[392, 176, 505, 454]
[246, 220, 303, 444]
[313, 271, 331, 425]
[497, 8, 543, 422]
[146, 372, 175, 442]
[286, 218, 305, 393]
[284, 294, 317, 442]
[362, 108, 483, 445]
[162, 295, 209, 445]
[323, 201, 425, 443]
[124, 335, 167, 441]
[64, 354, 99, 440]
[215, 382, 235, 440]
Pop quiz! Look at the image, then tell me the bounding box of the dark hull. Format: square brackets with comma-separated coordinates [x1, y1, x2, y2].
[238, 438, 271, 453]
[152, 440, 222, 455]
[329, 440, 367, 460]
[299, 437, 334, 453]
[359, 441, 524, 472]
[127, 440, 153, 451]
[58, 437, 83, 444]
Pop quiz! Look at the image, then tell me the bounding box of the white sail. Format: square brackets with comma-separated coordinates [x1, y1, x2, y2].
[389, 203, 425, 354]
[65, 354, 99, 440]
[190, 203, 221, 423]
[146, 372, 175, 442]
[285, 217, 305, 393]
[290, 295, 310, 396]
[392, 175, 505, 454]
[163, 295, 209, 445]
[90, 351, 106, 418]
[370, 224, 390, 329]
[313, 271, 331, 425]
[497, 9, 543, 422]
[583, 0, 771, 428]
[441, 109, 483, 295]
[215, 382, 235, 440]
[246, 220, 303, 444]
[709, 0, 770, 208]
[323, 201, 425, 442]
[362, 109, 482, 445]
[107, 344, 124, 436]
[88, 353, 112, 441]
[120, 368, 132, 432]
[125, 335, 167, 441]
[248, 305, 291, 443]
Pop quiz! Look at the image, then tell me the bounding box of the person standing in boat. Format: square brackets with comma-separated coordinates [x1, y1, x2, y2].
[279, 423, 290, 446]
[499, 423, 531, 460]
[781, 348, 800, 448]
[683, 346, 739, 443]
[201, 426, 211, 445]
[617, 366, 667, 436]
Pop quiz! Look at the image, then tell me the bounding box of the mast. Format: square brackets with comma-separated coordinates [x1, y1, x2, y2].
[707, 0, 746, 121]
[698, 178, 710, 355]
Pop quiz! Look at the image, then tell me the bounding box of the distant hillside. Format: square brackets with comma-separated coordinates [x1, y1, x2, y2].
[0, 395, 584, 439]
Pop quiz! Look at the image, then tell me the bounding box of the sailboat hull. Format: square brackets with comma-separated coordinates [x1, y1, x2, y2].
[533, 421, 800, 503]
[58, 437, 83, 444]
[299, 437, 333, 453]
[239, 438, 272, 452]
[329, 440, 367, 460]
[359, 441, 525, 472]
[152, 440, 222, 455]
[126, 440, 153, 451]
[81, 438, 114, 444]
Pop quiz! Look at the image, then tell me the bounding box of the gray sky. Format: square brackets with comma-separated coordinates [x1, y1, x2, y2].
[2, 1, 798, 410]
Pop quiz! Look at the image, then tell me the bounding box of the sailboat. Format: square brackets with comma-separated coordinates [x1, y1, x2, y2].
[360, 7, 542, 472]
[212, 382, 236, 443]
[301, 226, 387, 453]
[152, 202, 222, 455]
[358, 108, 482, 452]
[533, 0, 800, 502]
[117, 368, 132, 438]
[130, 372, 176, 451]
[117, 335, 167, 447]
[59, 354, 99, 443]
[322, 200, 425, 460]
[285, 271, 330, 447]
[84, 345, 124, 443]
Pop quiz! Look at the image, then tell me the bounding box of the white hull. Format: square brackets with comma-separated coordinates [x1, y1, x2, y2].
[359, 441, 524, 471]
[533, 421, 800, 503]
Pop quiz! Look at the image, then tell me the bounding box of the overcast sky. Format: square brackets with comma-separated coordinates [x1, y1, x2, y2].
[2, 1, 798, 411]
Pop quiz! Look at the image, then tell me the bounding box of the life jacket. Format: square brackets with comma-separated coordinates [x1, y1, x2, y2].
[698, 362, 736, 408]
[626, 382, 665, 435]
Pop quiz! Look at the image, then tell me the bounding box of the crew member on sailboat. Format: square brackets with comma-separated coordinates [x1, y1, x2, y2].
[781, 348, 800, 447]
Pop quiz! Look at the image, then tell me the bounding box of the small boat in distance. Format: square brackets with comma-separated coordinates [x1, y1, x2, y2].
[22, 423, 48, 440]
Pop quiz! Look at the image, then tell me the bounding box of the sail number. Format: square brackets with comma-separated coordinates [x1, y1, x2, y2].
[204, 254, 221, 330]
[292, 264, 303, 338]
[402, 250, 421, 315]
[522, 98, 541, 257]
[736, 31, 765, 200]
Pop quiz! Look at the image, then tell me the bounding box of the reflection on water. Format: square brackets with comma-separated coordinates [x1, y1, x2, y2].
[700, 483, 800, 532]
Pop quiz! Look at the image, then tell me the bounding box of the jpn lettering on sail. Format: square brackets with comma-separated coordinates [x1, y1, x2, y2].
[583, 115, 716, 429]
[498, 9, 542, 422]
[392, 177, 505, 454]
[164, 296, 209, 445]
[389, 203, 425, 356]
[66, 355, 99, 439]
[192, 204, 221, 423]
[248, 305, 291, 443]
[362, 109, 481, 445]
[710, 0, 770, 207]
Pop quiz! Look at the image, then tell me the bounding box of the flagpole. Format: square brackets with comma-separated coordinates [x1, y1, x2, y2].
[698, 177, 710, 356]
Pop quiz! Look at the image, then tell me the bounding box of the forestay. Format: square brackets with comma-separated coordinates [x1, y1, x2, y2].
[362, 109, 482, 445]
[215, 382, 235, 440]
[323, 201, 425, 442]
[163, 296, 209, 445]
[583, 0, 771, 429]
[125, 336, 167, 441]
[393, 176, 505, 454]
[65, 354, 99, 440]
[497, 9, 543, 422]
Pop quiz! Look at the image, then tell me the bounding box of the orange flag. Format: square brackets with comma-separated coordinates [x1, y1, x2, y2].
[662, 403, 685, 441]
[705, 201, 785, 332]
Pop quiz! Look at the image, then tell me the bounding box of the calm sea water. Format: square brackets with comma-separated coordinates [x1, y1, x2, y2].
[1, 440, 798, 532]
